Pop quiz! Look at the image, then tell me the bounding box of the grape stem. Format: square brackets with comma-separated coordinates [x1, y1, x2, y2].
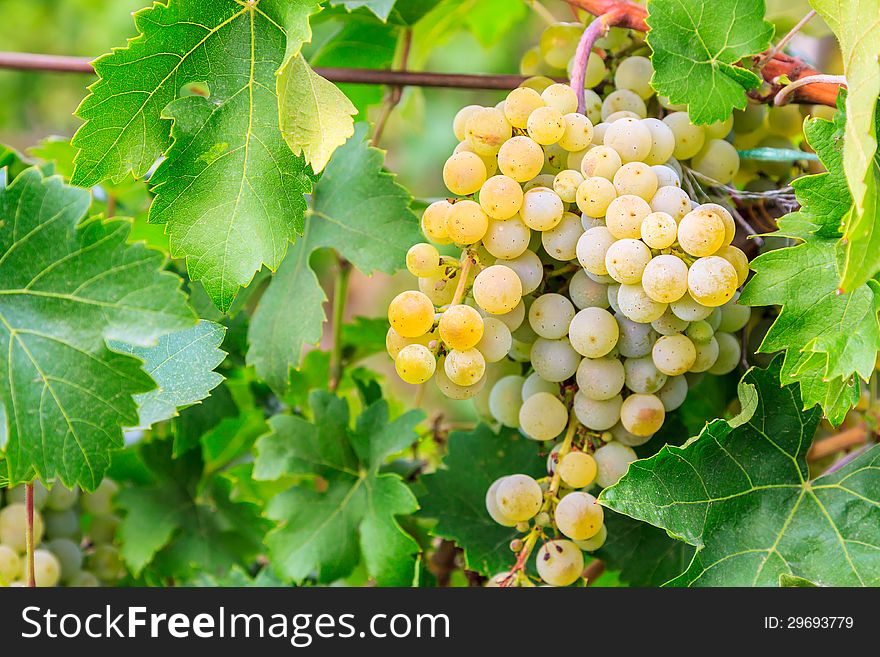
[501, 414, 581, 587]
[807, 424, 871, 461]
[328, 257, 352, 392]
[773, 74, 847, 107]
[755, 9, 816, 68]
[25, 482, 35, 588]
[371, 28, 412, 148]
[570, 12, 619, 114]
[526, 0, 558, 26]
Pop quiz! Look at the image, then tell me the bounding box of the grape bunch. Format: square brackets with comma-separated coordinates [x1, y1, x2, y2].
[386, 23, 753, 586]
[0, 479, 125, 587]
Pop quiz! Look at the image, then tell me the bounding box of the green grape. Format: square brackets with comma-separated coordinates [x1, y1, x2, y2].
[575, 524, 607, 552]
[33, 549, 61, 587]
[569, 307, 619, 358]
[81, 479, 119, 516]
[68, 571, 101, 587]
[541, 211, 583, 261]
[652, 334, 697, 376]
[614, 56, 655, 99]
[477, 317, 513, 363]
[707, 332, 741, 375]
[529, 293, 575, 340]
[0, 503, 44, 552]
[87, 544, 126, 582]
[87, 513, 120, 545]
[46, 538, 83, 583]
[657, 375, 689, 412]
[574, 392, 622, 431]
[691, 138, 740, 184]
[690, 335, 720, 372]
[536, 539, 584, 586]
[489, 375, 525, 427]
[663, 112, 705, 160]
[732, 103, 767, 133]
[717, 298, 751, 333]
[45, 484, 79, 512]
[540, 23, 582, 68]
[0, 544, 21, 583]
[569, 270, 609, 310]
[530, 337, 580, 382]
[44, 508, 81, 540]
[577, 357, 625, 400]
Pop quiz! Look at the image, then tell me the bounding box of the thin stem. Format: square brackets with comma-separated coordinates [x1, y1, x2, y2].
[583, 558, 605, 584]
[527, 0, 558, 25]
[371, 28, 412, 147]
[328, 257, 352, 392]
[823, 443, 873, 476]
[807, 425, 869, 461]
[570, 15, 613, 113]
[501, 414, 580, 587]
[774, 74, 847, 106]
[757, 10, 816, 67]
[449, 251, 475, 308]
[25, 483, 35, 588]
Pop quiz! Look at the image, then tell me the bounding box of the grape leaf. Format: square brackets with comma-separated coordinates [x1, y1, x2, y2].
[278, 54, 357, 173]
[254, 391, 424, 585]
[597, 512, 695, 586]
[812, 1, 880, 291]
[109, 320, 226, 430]
[246, 123, 419, 393]
[646, 0, 774, 124]
[419, 424, 545, 577]
[601, 360, 880, 586]
[740, 112, 880, 424]
[0, 168, 194, 490]
[71, 0, 319, 312]
[331, 0, 397, 21]
[116, 437, 269, 578]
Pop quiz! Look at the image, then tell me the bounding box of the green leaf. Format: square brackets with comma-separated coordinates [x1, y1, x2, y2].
[646, 0, 774, 124]
[331, 0, 397, 21]
[254, 391, 424, 585]
[812, 1, 880, 290]
[419, 424, 545, 577]
[740, 112, 880, 424]
[0, 169, 194, 490]
[116, 438, 269, 578]
[71, 0, 318, 312]
[246, 123, 419, 392]
[597, 512, 695, 586]
[109, 320, 226, 429]
[278, 54, 357, 173]
[601, 360, 880, 586]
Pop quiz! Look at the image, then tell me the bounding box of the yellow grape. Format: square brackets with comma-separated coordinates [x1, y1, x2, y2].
[482, 215, 531, 259]
[555, 491, 603, 540]
[620, 393, 665, 436]
[453, 140, 498, 176]
[541, 83, 579, 115]
[612, 161, 658, 200]
[580, 145, 622, 181]
[504, 87, 545, 129]
[558, 451, 597, 488]
[497, 136, 545, 182]
[687, 256, 739, 307]
[435, 356, 486, 399]
[453, 104, 482, 141]
[605, 194, 652, 239]
[439, 304, 484, 350]
[444, 348, 486, 386]
[640, 211, 678, 249]
[520, 187, 564, 230]
[387, 290, 435, 338]
[473, 265, 523, 314]
[421, 200, 453, 244]
[385, 327, 435, 359]
[443, 151, 487, 196]
[716, 245, 749, 286]
[527, 106, 566, 145]
[558, 113, 594, 152]
[479, 175, 524, 220]
[395, 344, 437, 384]
[575, 176, 617, 218]
[446, 200, 488, 244]
[466, 107, 512, 155]
[663, 112, 705, 160]
[406, 242, 441, 278]
[553, 169, 585, 204]
[700, 202, 736, 245]
[678, 208, 726, 257]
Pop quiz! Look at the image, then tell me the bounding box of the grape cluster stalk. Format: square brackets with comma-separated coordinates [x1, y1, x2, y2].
[1, 480, 124, 587]
[386, 19, 766, 587]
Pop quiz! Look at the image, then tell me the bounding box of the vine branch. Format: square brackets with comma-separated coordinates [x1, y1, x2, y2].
[328, 257, 352, 392]
[25, 483, 35, 588]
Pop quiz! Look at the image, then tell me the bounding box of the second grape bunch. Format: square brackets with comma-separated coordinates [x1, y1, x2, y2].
[387, 36, 751, 585]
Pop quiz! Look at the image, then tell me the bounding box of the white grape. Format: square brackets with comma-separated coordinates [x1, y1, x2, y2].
[691, 138, 740, 184]
[605, 194, 651, 239]
[657, 375, 689, 411]
[530, 337, 580, 382]
[652, 334, 697, 376]
[641, 117, 676, 165]
[555, 491, 603, 540]
[617, 283, 667, 323]
[527, 105, 566, 144]
[553, 169, 585, 203]
[615, 314, 657, 358]
[607, 284, 621, 314]
[473, 264, 523, 314]
[489, 375, 525, 427]
[504, 87, 544, 129]
[568, 307, 619, 358]
[716, 245, 749, 286]
[603, 117, 652, 162]
[717, 299, 751, 333]
[480, 174, 524, 220]
[624, 356, 668, 393]
[678, 207, 726, 257]
[521, 187, 564, 230]
[558, 451, 598, 488]
[612, 161, 658, 200]
[0, 504, 44, 552]
[575, 524, 608, 552]
[662, 112, 705, 160]
[536, 540, 584, 587]
[569, 270, 609, 309]
[582, 87, 603, 122]
[542, 211, 584, 261]
[642, 254, 688, 303]
[498, 136, 545, 182]
[559, 113, 594, 151]
[435, 357, 486, 399]
[605, 238, 652, 284]
[477, 317, 513, 362]
[443, 151, 487, 195]
[651, 164, 681, 188]
[620, 393, 665, 436]
[521, 372, 558, 400]
[601, 89, 647, 120]
[576, 176, 617, 218]
[576, 226, 616, 275]
[651, 307, 690, 336]
[574, 392, 622, 430]
[687, 256, 739, 307]
[444, 348, 486, 386]
[499, 250, 543, 295]
[495, 474, 543, 521]
[649, 185, 691, 221]
[594, 442, 637, 487]
[33, 549, 61, 588]
[529, 293, 576, 339]
[707, 332, 741, 374]
[481, 298, 526, 331]
[482, 215, 531, 259]
[670, 293, 713, 321]
[690, 335, 720, 372]
[580, 145, 622, 181]
[519, 392, 568, 440]
[577, 356, 625, 400]
[700, 203, 736, 246]
[614, 56, 655, 99]
[465, 106, 512, 155]
[610, 421, 653, 447]
[0, 545, 21, 583]
[453, 104, 482, 141]
[541, 83, 579, 115]
[485, 478, 518, 526]
[640, 211, 678, 249]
